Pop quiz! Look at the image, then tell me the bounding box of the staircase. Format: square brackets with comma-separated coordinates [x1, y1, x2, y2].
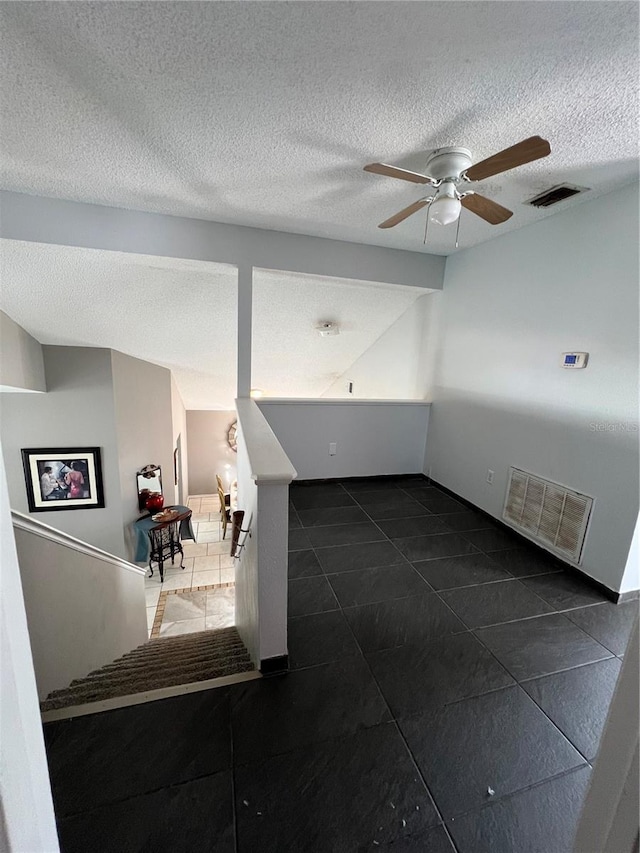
[40, 626, 254, 711]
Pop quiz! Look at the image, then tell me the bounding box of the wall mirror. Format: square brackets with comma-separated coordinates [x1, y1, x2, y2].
[137, 464, 163, 511]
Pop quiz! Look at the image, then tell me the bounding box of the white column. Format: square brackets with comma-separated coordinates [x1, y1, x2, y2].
[237, 263, 253, 399]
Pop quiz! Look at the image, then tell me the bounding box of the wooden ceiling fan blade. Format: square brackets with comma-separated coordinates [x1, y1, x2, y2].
[461, 193, 513, 224]
[378, 199, 429, 229]
[465, 136, 551, 182]
[364, 163, 433, 185]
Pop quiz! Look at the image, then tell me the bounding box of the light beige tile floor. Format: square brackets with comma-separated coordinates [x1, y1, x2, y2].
[157, 587, 235, 638]
[145, 495, 236, 637]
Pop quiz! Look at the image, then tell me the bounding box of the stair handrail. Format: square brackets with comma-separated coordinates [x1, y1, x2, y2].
[11, 509, 145, 576]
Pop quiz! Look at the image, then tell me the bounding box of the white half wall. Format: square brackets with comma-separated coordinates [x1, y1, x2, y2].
[259, 399, 430, 480]
[14, 515, 147, 699]
[321, 293, 439, 400]
[620, 514, 640, 595]
[235, 399, 295, 666]
[0, 448, 58, 853]
[426, 183, 639, 593]
[234, 428, 259, 663]
[186, 410, 237, 496]
[573, 616, 639, 853]
[0, 310, 46, 393]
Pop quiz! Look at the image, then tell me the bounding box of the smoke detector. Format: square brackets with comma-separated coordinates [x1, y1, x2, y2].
[316, 322, 340, 337]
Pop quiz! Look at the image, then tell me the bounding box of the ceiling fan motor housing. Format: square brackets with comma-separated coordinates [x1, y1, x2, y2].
[424, 147, 473, 182]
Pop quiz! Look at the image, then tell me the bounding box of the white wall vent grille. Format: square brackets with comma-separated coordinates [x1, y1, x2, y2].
[503, 468, 593, 564]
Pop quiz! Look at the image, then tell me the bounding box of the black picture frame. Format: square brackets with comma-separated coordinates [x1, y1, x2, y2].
[21, 447, 105, 512]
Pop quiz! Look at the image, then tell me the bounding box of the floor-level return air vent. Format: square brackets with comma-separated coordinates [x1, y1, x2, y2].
[525, 184, 589, 208]
[503, 468, 593, 564]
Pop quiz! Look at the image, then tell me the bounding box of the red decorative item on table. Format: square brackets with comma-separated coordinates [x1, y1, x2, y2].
[145, 492, 164, 512]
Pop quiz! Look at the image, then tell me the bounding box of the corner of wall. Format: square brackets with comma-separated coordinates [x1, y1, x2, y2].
[0, 310, 46, 393]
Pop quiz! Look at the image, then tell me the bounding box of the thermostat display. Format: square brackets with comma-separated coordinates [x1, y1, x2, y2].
[562, 352, 588, 369]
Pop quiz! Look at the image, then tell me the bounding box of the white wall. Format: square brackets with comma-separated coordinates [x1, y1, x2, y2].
[255, 481, 290, 661]
[111, 350, 175, 557]
[426, 183, 639, 593]
[0, 448, 59, 853]
[259, 399, 430, 480]
[14, 516, 147, 699]
[573, 616, 639, 853]
[1, 345, 183, 562]
[186, 410, 237, 496]
[321, 293, 439, 400]
[0, 346, 127, 557]
[417, 290, 443, 400]
[235, 400, 295, 665]
[234, 425, 259, 663]
[620, 514, 640, 595]
[170, 373, 189, 504]
[0, 310, 46, 393]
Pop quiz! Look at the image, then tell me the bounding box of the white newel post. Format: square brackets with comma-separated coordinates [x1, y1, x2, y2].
[256, 480, 290, 665]
[234, 400, 296, 671]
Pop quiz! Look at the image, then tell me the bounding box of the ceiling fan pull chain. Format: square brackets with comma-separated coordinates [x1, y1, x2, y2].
[423, 209, 430, 245]
[455, 213, 461, 248]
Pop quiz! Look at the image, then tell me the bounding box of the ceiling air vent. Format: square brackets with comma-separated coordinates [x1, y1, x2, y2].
[526, 184, 589, 208]
[503, 467, 593, 564]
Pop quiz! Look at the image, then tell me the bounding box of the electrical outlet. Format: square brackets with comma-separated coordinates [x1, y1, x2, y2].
[486, 469, 495, 485]
[329, 442, 337, 456]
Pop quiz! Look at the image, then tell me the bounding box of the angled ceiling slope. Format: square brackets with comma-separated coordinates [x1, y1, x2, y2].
[0, 239, 238, 410]
[0, 241, 430, 407]
[252, 269, 433, 397]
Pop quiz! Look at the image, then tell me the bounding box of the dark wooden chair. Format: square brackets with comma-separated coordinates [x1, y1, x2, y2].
[147, 512, 190, 582]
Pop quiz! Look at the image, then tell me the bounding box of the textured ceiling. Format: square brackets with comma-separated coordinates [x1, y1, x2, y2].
[0, 2, 637, 256]
[0, 240, 428, 406]
[252, 269, 429, 397]
[0, 240, 238, 409]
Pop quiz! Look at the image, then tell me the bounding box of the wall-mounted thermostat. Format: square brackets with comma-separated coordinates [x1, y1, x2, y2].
[561, 352, 589, 369]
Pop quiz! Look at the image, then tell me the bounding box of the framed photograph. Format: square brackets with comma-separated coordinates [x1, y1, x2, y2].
[21, 447, 105, 512]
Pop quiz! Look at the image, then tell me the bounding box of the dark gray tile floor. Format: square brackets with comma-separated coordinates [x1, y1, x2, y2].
[565, 600, 638, 655]
[328, 563, 429, 607]
[45, 477, 633, 853]
[522, 658, 622, 761]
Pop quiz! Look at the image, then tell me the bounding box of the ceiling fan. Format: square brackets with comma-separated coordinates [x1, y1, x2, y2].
[364, 136, 551, 231]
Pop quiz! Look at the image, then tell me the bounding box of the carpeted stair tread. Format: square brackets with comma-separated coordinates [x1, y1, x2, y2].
[63, 646, 251, 687]
[114, 633, 243, 660]
[144, 627, 240, 648]
[41, 660, 255, 710]
[44, 657, 254, 704]
[95, 637, 246, 670]
[40, 626, 254, 712]
[149, 627, 240, 646]
[115, 637, 245, 662]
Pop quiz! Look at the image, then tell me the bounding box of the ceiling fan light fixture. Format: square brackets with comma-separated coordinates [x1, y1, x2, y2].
[367, 136, 550, 234]
[429, 184, 461, 226]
